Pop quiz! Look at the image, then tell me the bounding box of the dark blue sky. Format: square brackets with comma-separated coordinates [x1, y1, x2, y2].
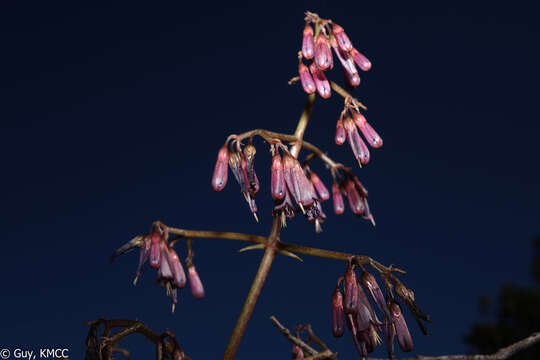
[1, 1, 539, 359]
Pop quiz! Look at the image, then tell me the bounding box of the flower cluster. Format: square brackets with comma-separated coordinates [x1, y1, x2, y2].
[330, 169, 375, 225]
[298, 12, 371, 99]
[212, 140, 376, 230]
[331, 262, 417, 359]
[212, 142, 260, 221]
[111, 222, 205, 312]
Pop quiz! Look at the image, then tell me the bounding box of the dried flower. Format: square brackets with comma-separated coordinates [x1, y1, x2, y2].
[211, 145, 229, 191]
[301, 24, 315, 59]
[362, 271, 389, 317]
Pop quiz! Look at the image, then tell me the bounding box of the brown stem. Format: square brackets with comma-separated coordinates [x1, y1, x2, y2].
[329, 81, 367, 110]
[291, 93, 316, 158]
[222, 218, 282, 359]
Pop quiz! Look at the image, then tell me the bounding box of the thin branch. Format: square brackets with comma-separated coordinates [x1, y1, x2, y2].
[270, 316, 319, 356]
[329, 81, 367, 110]
[370, 331, 540, 360]
[291, 93, 316, 158]
[222, 217, 282, 360]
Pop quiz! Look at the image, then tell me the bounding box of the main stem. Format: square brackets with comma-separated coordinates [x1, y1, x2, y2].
[222, 94, 316, 359]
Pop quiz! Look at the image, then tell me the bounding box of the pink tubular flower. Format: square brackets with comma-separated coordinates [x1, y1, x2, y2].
[298, 62, 316, 94]
[211, 145, 229, 191]
[384, 317, 396, 359]
[330, 36, 359, 88]
[353, 111, 383, 148]
[309, 170, 330, 201]
[362, 271, 389, 317]
[309, 63, 331, 99]
[332, 286, 345, 337]
[272, 184, 296, 227]
[314, 33, 333, 70]
[157, 241, 173, 280]
[229, 151, 259, 220]
[344, 178, 365, 215]
[332, 24, 353, 52]
[343, 116, 370, 165]
[134, 236, 150, 285]
[270, 152, 286, 200]
[301, 24, 315, 59]
[292, 344, 304, 360]
[343, 265, 359, 314]
[335, 117, 346, 145]
[283, 153, 315, 212]
[149, 231, 162, 269]
[390, 302, 413, 352]
[187, 265, 205, 299]
[332, 180, 345, 215]
[168, 247, 186, 288]
[351, 48, 372, 71]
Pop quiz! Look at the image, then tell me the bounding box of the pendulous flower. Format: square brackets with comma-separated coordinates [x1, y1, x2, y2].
[211, 145, 229, 191]
[332, 286, 345, 337]
[351, 48, 372, 71]
[309, 62, 331, 99]
[353, 111, 383, 148]
[343, 116, 370, 166]
[298, 62, 316, 94]
[187, 265, 205, 300]
[332, 24, 353, 52]
[314, 33, 333, 71]
[390, 302, 413, 352]
[301, 24, 315, 60]
[332, 180, 345, 215]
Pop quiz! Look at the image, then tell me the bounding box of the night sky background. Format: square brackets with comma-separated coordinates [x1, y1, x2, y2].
[1, 1, 539, 359]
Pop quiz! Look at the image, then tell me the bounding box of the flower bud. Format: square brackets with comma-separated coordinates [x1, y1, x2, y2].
[301, 24, 315, 60]
[390, 302, 413, 352]
[335, 118, 346, 145]
[353, 112, 383, 148]
[309, 170, 330, 201]
[343, 265, 359, 314]
[298, 62, 316, 94]
[351, 48, 372, 71]
[332, 286, 345, 337]
[168, 247, 186, 288]
[292, 344, 304, 360]
[149, 232, 162, 269]
[343, 117, 370, 165]
[211, 145, 229, 191]
[314, 33, 333, 71]
[271, 153, 286, 200]
[332, 181, 345, 215]
[188, 265, 205, 299]
[332, 24, 353, 52]
[345, 178, 365, 215]
[309, 63, 331, 99]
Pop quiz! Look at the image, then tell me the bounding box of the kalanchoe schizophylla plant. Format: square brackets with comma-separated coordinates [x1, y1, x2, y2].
[109, 10, 430, 360]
